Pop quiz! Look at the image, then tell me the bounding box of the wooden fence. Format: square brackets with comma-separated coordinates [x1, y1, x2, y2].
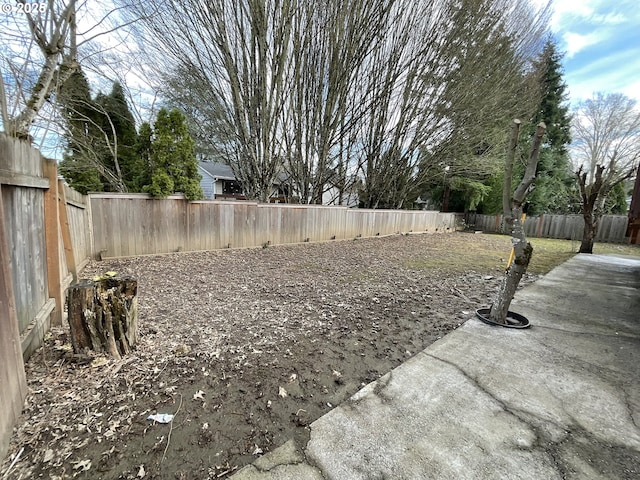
[466, 213, 630, 243]
[0, 134, 91, 461]
[89, 193, 461, 258]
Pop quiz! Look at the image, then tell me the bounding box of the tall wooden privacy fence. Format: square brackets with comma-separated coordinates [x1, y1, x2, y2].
[90, 193, 461, 258]
[0, 134, 91, 461]
[466, 213, 629, 243]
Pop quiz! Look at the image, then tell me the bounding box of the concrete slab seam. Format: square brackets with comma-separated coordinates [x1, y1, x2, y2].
[241, 438, 327, 480]
[299, 436, 329, 480]
[424, 353, 584, 476]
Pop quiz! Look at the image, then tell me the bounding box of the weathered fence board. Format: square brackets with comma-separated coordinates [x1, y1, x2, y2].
[466, 213, 630, 243]
[0, 183, 28, 464]
[0, 135, 48, 462]
[63, 184, 92, 270]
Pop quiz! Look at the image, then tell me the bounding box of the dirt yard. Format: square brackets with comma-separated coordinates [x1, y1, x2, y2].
[1, 232, 540, 480]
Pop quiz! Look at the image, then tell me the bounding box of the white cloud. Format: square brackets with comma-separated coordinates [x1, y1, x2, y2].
[562, 32, 600, 58]
[565, 49, 640, 102]
[594, 12, 626, 24]
[551, 1, 595, 26]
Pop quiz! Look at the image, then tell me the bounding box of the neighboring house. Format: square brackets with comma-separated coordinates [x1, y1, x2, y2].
[322, 175, 360, 207]
[198, 161, 293, 202]
[198, 161, 245, 200]
[322, 186, 359, 207]
[199, 160, 358, 206]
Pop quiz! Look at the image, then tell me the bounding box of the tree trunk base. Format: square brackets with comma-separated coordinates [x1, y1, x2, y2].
[67, 276, 138, 359]
[476, 308, 530, 329]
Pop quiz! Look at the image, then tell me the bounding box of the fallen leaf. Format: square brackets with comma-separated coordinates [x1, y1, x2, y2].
[289, 373, 297, 383]
[278, 386, 288, 398]
[193, 390, 205, 400]
[173, 344, 192, 356]
[43, 449, 54, 463]
[54, 343, 73, 352]
[137, 465, 146, 478]
[90, 357, 109, 369]
[252, 445, 263, 455]
[72, 459, 91, 471]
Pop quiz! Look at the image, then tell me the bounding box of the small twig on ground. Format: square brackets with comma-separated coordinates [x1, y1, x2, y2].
[217, 466, 238, 478]
[41, 343, 50, 372]
[161, 394, 183, 463]
[55, 358, 66, 379]
[2, 447, 24, 479]
[154, 360, 169, 379]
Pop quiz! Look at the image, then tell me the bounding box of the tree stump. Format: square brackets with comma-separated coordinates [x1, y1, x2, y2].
[67, 276, 138, 359]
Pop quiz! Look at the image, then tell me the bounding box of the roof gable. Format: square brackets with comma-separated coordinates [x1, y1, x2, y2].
[198, 161, 236, 181]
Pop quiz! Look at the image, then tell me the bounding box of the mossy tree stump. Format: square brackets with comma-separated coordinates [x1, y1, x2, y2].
[67, 276, 138, 359]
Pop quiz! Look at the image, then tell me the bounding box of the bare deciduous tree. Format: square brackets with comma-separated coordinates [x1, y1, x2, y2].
[122, 0, 299, 202]
[571, 92, 640, 253]
[0, 0, 79, 139]
[409, 0, 549, 210]
[282, 0, 393, 204]
[0, 0, 142, 149]
[121, 0, 550, 205]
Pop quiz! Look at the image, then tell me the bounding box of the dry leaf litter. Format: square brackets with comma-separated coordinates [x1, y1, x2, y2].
[1, 233, 539, 479]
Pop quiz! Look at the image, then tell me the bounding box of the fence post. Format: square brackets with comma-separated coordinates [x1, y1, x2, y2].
[43, 159, 63, 326]
[57, 180, 77, 283]
[535, 214, 543, 238]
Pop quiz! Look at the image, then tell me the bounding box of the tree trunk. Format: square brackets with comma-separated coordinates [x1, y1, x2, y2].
[67, 276, 138, 359]
[442, 184, 450, 212]
[490, 209, 533, 322]
[576, 164, 605, 254]
[489, 120, 545, 324]
[579, 212, 596, 253]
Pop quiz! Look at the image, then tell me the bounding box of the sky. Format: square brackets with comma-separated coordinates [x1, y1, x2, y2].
[544, 0, 640, 104]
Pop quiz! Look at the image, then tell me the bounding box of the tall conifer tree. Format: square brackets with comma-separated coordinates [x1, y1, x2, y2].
[58, 69, 105, 194]
[526, 40, 574, 214]
[143, 108, 204, 201]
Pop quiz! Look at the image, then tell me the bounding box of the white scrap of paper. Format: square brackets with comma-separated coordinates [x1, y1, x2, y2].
[147, 414, 174, 424]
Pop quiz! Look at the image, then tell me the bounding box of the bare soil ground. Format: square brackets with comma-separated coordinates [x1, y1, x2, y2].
[2, 232, 541, 480]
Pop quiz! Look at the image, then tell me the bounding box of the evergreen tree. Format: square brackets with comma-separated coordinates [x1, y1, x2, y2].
[57, 69, 105, 194]
[477, 40, 574, 215]
[95, 83, 142, 191]
[143, 108, 204, 201]
[57, 73, 140, 193]
[525, 40, 574, 214]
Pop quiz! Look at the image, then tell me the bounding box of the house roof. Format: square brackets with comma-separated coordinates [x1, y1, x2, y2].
[199, 161, 293, 185]
[198, 161, 236, 181]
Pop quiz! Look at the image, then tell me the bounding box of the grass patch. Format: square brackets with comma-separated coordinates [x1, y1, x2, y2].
[403, 232, 640, 276]
[528, 238, 578, 275]
[590, 242, 640, 257]
[403, 233, 511, 273]
[529, 238, 640, 274]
